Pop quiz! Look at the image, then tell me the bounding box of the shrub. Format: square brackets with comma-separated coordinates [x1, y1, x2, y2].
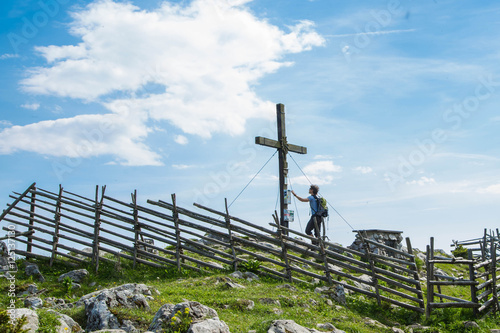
[240, 259, 261, 273]
[452, 245, 468, 259]
[162, 307, 192, 333]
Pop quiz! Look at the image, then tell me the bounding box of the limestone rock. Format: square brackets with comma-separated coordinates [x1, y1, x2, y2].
[148, 301, 220, 333]
[362, 317, 387, 329]
[85, 298, 120, 331]
[229, 271, 244, 279]
[24, 297, 43, 309]
[47, 309, 83, 333]
[331, 284, 346, 305]
[58, 268, 89, 283]
[189, 318, 230, 333]
[259, 298, 280, 306]
[317, 323, 335, 330]
[268, 320, 310, 333]
[390, 327, 405, 333]
[76, 283, 152, 309]
[354, 274, 374, 292]
[243, 271, 259, 281]
[121, 319, 140, 333]
[25, 263, 45, 282]
[234, 299, 254, 310]
[13, 308, 39, 333]
[463, 321, 479, 329]
[276, 284, 297, 291]
[268, 320, 346, 333]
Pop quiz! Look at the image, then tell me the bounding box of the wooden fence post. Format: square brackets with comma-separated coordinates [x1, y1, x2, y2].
[49, 185, 63, 267]
[171, 194, 182, 273]
[224, 199, 238, 272]
[490, 238, 498, 315]
[314, 216, 332, 285]
[27, 186, 37, 256]
[132, 190, 141, 268]
[406, 237, 424, 310]
[468, 248, 478, 317]
[274, 211, 292, 282]
[360, 231, 381, 305]
[92, 185, 105, 273]
[425, 241, 434, 319]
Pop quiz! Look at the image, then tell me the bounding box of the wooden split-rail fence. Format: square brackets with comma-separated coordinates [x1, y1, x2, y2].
[0, 183, 425, 313]
[426, 234, 500, 318]
[0, 183, 498, 317]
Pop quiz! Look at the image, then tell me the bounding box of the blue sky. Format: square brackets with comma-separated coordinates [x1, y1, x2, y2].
[1, 0, 499, 252]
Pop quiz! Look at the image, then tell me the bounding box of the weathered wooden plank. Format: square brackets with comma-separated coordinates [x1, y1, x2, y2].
[374, 267, 420, 286]
[430, 302, 480, 309]
[362, 237, 414, 259]
[429, 280, 478, 286]
[379, 295, 425, 313]
[193, 202, 274, 234]
[433, 292, 470, 303]
[430, 259, 476, 264]
[0, 183, 36, 221]
[378, 285, 424, 306]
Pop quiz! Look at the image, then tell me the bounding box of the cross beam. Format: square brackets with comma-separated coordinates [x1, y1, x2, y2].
[255, 103, 307, 231]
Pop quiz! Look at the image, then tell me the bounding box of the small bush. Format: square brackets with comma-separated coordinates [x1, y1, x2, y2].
[452, 245, 468, 259]
[162, 307, 192, 333]
[37, 309, 61, 333]
[240, 259, 261, 274]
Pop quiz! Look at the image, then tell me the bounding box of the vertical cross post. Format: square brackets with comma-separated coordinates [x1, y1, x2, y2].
[256, 104, 307, 231]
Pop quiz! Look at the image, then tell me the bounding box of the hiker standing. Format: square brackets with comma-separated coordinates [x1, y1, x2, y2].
[292, 185, 322, 244]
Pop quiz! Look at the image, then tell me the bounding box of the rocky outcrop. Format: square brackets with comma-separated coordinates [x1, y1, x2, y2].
[47, 309, 83, 333]
[267, 319, 345, 333]
[78, 283, 153, 331]
[25, 263, 45, 282]
[13, 308, 39, 333]
[58, 269, 89, 283]
[148, 301, 228, 333]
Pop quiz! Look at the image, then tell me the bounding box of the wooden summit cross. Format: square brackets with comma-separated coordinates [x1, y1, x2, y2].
[255, 103, 307, 230]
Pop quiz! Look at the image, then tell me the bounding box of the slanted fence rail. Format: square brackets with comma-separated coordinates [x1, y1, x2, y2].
[0, 182, 461, 316]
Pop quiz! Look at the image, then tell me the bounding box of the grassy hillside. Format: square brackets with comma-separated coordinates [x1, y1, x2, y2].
[1, 252, 500, 332]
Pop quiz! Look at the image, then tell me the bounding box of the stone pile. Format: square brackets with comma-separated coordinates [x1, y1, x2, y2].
[348, 229, 405, 258]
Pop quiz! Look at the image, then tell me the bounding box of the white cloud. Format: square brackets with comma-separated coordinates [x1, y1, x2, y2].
[354, 166, 373, 174]
[406, 176, 436, 186]
[477, 183, 500, 194]
[174, 135, 189, 145]
[0, 54, 19, 60]
[291, 160, 342, 185]
[21, 103, 40, 111]
[326, 29, 416, 38]
[0, 120, 13, 127]
[172, 164, 194, 170]
[3, 0, 324, 164]
[0, 111, 162, 166]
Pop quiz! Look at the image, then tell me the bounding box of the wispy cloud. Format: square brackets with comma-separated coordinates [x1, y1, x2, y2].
[477, 183, 500, 194]
[326, 29, 416, 38]
[174, 135, 189, 145]
[353, 166, 373, 174]
[21, 103, 40, 111]
[0, 54, 19, 60]
[172, 164, 195, 170]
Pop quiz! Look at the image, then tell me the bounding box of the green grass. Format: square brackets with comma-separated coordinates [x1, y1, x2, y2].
[0, 251, 499, 333]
